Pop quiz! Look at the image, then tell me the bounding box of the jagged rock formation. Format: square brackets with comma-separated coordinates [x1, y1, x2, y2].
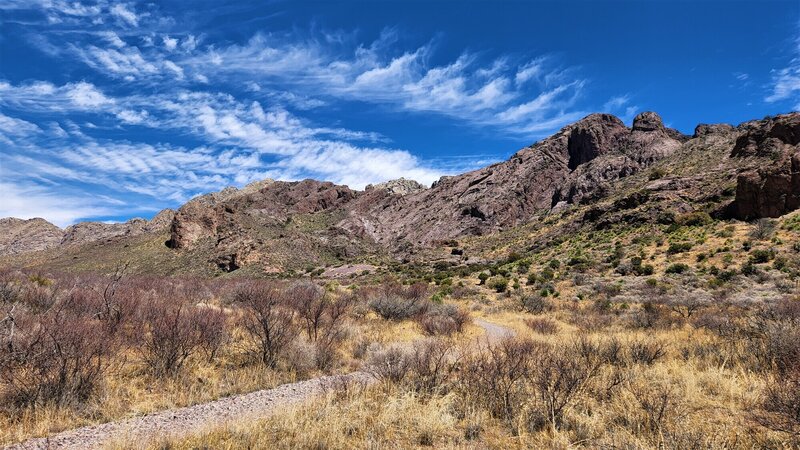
[729, 114, 800, 219]
[365, 178, 427, 195]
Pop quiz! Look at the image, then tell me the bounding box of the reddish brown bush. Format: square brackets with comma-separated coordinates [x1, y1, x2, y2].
[417, 304, 470, 336]
[524, 317, 559, 335]
[137, 301, 209, 378]
[0, 296, 112, 410]
[234, 282, 299, 368]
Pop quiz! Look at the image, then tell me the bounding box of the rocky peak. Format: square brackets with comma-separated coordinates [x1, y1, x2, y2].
[566, 113, 628, 170]
[632, 111, 665, 132]
[365, 178, 427, 195]
[693, 123, 735, 138]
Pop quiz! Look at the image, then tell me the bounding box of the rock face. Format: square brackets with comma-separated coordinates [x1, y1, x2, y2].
[730, 114, 800, 219]
[365, 178, 427, 195]
[0, 218, 63, 255]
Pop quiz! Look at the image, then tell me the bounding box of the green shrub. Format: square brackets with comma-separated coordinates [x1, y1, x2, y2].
[667, 242, 693, 254]
[665, 263, 690, 274]
[749, 249, 774, 264]
[487, 276, 508, 293]
[676, 211, 713, 227]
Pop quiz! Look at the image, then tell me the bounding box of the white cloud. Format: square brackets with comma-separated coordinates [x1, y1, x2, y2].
[0, 182, 118, 227]
[109, 3, 138, 27]
[181, 31, 586, 135]
[66, 81, 113, 107]
[162, 35, 178, 51]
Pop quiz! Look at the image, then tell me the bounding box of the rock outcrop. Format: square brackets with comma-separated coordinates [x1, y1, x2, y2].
[0, 218, 63, 255]
[730, 114, 800, 219]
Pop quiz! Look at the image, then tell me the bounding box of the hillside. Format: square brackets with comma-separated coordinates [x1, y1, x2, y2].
[1, 111, 798, 276]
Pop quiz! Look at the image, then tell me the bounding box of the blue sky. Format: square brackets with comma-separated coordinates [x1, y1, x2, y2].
[0, 0, 798, 227]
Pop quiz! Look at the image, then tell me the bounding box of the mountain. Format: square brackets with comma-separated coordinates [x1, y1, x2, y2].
[2, 111, 798, 275]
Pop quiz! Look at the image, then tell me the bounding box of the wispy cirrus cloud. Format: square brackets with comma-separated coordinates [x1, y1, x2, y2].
[181, 30, 587, 135]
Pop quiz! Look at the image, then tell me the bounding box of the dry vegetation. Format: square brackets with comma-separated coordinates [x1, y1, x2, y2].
[3, 215, 800, 448]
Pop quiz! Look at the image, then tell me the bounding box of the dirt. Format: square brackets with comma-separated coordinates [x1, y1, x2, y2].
[8, 320, 513, 450]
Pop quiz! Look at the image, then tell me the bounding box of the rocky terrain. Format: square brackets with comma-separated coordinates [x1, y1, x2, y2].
[1, 111, 798, 274]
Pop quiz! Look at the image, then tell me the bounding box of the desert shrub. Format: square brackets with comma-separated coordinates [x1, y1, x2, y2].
[665, 263, 689, 274]
[667, 242, 693, 254]
[530, 340, 603, 429]
[751, 218, 776, 240]
[457, 337, 545, 423]
[233, 282, 299, 368]
[676, 211, 712, 227]
[628, 339, 667, 365]
[758, 367, 800, 437]
[524, 317, 559, 335]
[417, 304, 470, 336]
[137, 301, 210, 378]
[629, 302, 670, 329]
[749, 248, 775, 264]
[406, 338, 460, 393]
[0, 296, 112, 410]
[746, 298, 800, 374]
[193, 307, 228, 363]
[627, 375, 689, 438]
[477, 272, 489, 285]
[519, 293, 552, 314]
[487, 276, 508, 293]
[369, 293, 427, 321]
[366, 346, 411, 384]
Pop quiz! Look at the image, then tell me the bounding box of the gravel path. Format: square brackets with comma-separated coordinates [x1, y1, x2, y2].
[7, 319, 514, 450]
[474, 318, 516, 340]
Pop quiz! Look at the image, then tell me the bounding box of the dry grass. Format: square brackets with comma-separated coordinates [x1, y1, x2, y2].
[156, 292, 797, 449]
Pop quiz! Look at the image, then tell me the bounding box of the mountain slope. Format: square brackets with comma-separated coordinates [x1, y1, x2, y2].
[2, 111, 798, 275]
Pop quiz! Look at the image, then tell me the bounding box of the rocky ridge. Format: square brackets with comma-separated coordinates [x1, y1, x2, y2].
[2, 111, 798, 273]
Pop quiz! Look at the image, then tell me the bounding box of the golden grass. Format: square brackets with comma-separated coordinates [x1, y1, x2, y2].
[155, 298, 792, 449]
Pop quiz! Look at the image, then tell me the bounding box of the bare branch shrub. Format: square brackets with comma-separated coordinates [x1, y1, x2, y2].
[0, 296, 112, 410]
[365, 346, 411, 384]
[137, 301, 208, 378]
[233, 282, 298, 368]
[417, 304, 470, 336]
[367, 282, 430, 321]
[524, 317, 559, 335]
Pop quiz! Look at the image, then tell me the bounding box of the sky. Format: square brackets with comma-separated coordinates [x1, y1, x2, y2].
[0, 1, 799, 227]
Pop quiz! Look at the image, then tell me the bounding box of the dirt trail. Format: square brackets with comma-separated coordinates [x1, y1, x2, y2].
[7, 319, 514, 450]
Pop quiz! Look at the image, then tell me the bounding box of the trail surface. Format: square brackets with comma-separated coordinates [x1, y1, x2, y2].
[8, 319, 513, 449]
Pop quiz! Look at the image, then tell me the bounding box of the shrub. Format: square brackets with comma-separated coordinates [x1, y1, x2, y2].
[0, 296, 112, 409]
[234, 282, 299, 368]
[369, 286, 429, 321]
[628, 339, 667, 365]
[407, 338, 460, 393]
[676, 211, 713, 227]
[417, 304, 470, 336]
[477, 272, 489, 285]
[665, 263, 689, 274]
[520, 293, 552, 314]
[758, 367, 800, 436]
[487, 276, 508, 293]
[751, 218, 776, 240]
[667, 242, 693, 254]
[366, 347, 411, 384]
[138, 301, 210, 378]
[749, 249, 775, 264]
[524, 317, 559, 335]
